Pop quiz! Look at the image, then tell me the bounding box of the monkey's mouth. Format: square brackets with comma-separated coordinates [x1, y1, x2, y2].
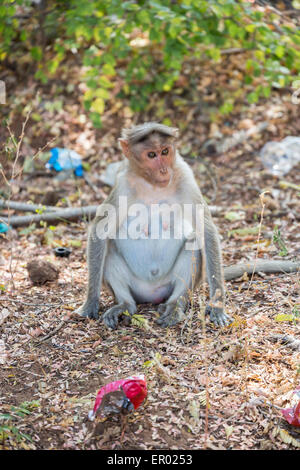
[156, 178, 170, 187]
[156, 171, 172, 186]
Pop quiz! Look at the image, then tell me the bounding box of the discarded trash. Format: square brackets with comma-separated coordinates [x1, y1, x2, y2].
[0, 222, 11, 233]
[99, 161, 123, 187]
[281, 388, 300, 427]
[260, 136, 300, 177]
[54, 247, 72, 258]
[46, 148, 84, 177]
[88, 375, 147, 420]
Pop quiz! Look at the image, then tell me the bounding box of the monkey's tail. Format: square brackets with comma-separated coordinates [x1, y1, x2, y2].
[224, 260, 300, 281]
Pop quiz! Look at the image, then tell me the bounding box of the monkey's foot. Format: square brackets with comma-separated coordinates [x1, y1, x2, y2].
[102, 303, 136, 330]
[75, 299, 100, 320]
[157, 302, 185, 328]
[205, 306, 232, 327]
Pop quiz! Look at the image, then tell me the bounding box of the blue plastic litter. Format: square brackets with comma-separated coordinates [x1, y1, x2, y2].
[46, 148, 84, 177]
[0, 222, 11, 233]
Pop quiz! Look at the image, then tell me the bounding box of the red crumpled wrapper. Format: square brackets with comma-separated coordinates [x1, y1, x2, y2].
[88, 375, 147, 420]
[281, 388, 300, 427]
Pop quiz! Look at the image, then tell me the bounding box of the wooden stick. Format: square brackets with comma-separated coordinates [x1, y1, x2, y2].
[1, 202, 221, 226]
[224, 260, 300, 281]
[0, 199, 58, 212]
[1, 205, 99, 227]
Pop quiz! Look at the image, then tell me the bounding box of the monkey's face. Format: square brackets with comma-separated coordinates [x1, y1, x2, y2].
[119, 132, 176, 187]
[138, 143, 175, 187]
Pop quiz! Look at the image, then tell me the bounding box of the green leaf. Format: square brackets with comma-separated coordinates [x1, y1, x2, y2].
[143, 360, 155, 368]
[275, 45, 285, 58]
[274, 314, 298, 322]
[131, 314, 149, 330]
[262, 85, 271, 98]
[68, 239, 82, 247]
[255, 50, 265, 61]
[228, 227, 261, 238]
[102, 63, 116, 76]
[30, 46, 42, 61]
[224, 211, 245, 222]
[0, 414, 13, 421]
[247, 91, 259, 103]
[122, 1, 140, 10]
[90, 97, 105, 114]
[98, 76, 114, 89]
[95, 88, 110, 99]
[207, 48, 221, 61]
[219, 101, 234, 114]
[90, 112, 102, 128]
[20, 30, 27, 42]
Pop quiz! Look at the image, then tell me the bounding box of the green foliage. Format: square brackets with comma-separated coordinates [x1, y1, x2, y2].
[1, 0, 300, 124]
[0, 400, 40, 446]
[273, 226, 288, 257]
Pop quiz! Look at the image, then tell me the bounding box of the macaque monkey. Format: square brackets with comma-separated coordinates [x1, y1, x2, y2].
[76, 122, 231, 329]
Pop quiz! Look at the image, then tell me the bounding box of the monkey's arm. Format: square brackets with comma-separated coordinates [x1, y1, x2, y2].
[224, 260, 300, 281]
[76, 216, 108, 319]
[76, 191, 119, 319]
[203, 209, 232, 326]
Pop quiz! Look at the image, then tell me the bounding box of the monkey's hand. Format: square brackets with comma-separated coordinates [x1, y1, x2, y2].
[156, 301, 185, 328]
[102, 303, 137, 330]
[205, 306, 232, 327]
[76, 298, 100, 320]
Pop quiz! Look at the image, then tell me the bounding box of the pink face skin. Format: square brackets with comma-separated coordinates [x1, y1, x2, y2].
[119, 139, 175, 187]
[140, 144, 175, 187]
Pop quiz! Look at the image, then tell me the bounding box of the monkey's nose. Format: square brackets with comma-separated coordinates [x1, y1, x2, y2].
[160, 168, 167, 174]
[151, 268, 159, 277]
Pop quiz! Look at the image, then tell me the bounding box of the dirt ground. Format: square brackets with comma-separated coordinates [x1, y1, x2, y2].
[0, 60, 300, 449]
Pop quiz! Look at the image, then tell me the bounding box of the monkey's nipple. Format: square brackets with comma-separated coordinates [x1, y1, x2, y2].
[151, 268, 159, 277]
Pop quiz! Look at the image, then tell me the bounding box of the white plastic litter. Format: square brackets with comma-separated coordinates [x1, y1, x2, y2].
[259, 136, 300, 177]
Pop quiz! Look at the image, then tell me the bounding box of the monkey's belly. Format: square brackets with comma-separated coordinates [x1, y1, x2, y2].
[129, 279, 173, 304]
[115, 237, 185, 282]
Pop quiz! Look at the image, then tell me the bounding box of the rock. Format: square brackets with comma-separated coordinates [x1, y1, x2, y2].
[40, 188, 66, 206]
[27, 259, 59, 285]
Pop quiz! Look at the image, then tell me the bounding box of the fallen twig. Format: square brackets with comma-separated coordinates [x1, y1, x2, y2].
[36, 319, 67, 343]
[269, 334, 300, 351]
[0, 199, 58, 213]
[224, 260, 300, 281]
[1, 202, 222, 226]
[1, 205, 100, 227]
[0, 297, 63, 307]
[83, 174, 99, 193]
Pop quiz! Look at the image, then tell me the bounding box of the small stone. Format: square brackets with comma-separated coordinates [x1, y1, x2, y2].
[27, 259, 59, 285]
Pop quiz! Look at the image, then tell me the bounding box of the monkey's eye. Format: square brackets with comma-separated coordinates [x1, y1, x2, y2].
[147, 151, 157, 159]
[161, 148, 169, 156]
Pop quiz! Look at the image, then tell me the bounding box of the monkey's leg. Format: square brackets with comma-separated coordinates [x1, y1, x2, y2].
[102, 249, 137, 329]
[76, 220, 108, 320]
[156, 249, 200, 328]
[204, 218, 232, 327]
[102, 302, 137, 330]
[157, 295, 188, 328]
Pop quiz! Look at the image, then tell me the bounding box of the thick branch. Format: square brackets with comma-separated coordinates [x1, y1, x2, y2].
[224, 260, 300, 281]
[1, 205, 99, 227]
[1, 201, 221, 226]
[0, 199, 58, 213]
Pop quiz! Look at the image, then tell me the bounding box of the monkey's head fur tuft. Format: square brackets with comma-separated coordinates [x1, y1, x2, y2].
[119, 122, 179, 187]
[120, 122, 178, 145]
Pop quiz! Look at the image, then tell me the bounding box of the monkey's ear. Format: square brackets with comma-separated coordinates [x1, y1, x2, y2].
[118, 139, 130, 158]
